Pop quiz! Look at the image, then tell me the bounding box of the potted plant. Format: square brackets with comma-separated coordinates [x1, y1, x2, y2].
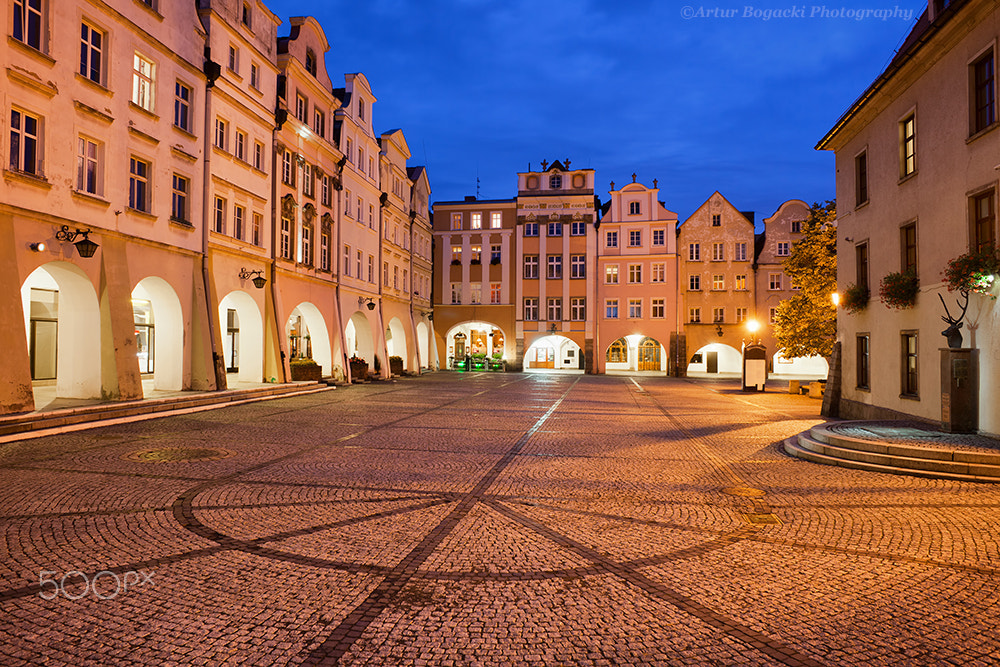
[349, 355, 368, 381]
[878, 270, 919, 309]
[289, 357, 322, 381]
[389, 355, 404, 376]
[944, 246, 1000, 299]
[841, 283, 870, 313]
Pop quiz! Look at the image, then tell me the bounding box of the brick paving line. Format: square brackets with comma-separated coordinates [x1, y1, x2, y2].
[485, 498, 829, 667]
[299, 376, 583, 667]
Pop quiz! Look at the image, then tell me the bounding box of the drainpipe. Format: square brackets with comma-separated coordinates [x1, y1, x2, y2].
[201, 55, 225, 391]
[270, 110, 287, 383]
[408, 209, 419, 370]
[593, 208, 601, 376]
[377, 191, 389, 378]
[333, 157, 348, 383]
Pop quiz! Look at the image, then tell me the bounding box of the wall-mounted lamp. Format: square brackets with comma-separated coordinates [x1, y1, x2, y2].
[238, 267, 267, 289]
[359, 296, 376, 311]
[715, 324, 724, 337]
[55, 225, 99, 258]
[549, 323, 557, 335]
[29, 242, 46, 252]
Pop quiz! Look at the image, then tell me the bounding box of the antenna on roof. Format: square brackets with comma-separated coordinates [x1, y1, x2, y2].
[477, 175, 481, 199]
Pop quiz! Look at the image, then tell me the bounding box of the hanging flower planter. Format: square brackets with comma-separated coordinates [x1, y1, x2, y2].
[944, 246, 1000, 299]
[841, 283, 870, 313]
[878, 270, 919, 309]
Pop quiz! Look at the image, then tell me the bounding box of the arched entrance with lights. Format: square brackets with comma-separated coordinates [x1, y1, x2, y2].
[344, 310, 376, 369]
[686, 343, 742, 375]
[445, 321, 506, 370]
[132, 276, 183, 392]
[386, 316, 408, 370]
[20, 262, 101, 402]
[524, 335, 583, 372]
[286, 302, 332, 376]
[416, 320, 430, 370]
[219, 291, 264, 384]
[604, 335, 667, 374]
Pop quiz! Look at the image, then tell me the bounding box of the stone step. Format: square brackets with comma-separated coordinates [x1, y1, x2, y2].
[810, 423, 1000, 467]
[0, 383, 331, 439]
[783, 432, 1000, 483]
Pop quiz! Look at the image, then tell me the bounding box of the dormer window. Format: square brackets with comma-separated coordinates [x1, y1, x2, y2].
[628, 201, 640, 215]
[241, 2, 252, 29]
[305, 50, 316, 76]
[549, 174, 562, 189]
[358, 98, 366, 121]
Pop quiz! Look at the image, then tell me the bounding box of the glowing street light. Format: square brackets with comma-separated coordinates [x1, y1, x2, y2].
[831, 292, 841, 307]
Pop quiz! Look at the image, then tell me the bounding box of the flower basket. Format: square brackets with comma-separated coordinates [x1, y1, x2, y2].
[841, 283, 870, 313]
[349, 356, 368, 381]
[878, 270, 919, 309]
[389, 355, 403, 375]
[944, 246, 1000, 299]
[289, 358, 322, 381]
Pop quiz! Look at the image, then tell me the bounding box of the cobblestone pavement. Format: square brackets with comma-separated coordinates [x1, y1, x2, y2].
[2, 373, 999, 666]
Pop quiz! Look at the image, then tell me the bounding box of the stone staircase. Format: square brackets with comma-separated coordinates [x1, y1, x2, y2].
[784, 422, 1000, 483]
[0, 382, 332, 441]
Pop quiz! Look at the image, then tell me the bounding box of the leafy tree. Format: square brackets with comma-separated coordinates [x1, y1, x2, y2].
[773, 200, 837, 358]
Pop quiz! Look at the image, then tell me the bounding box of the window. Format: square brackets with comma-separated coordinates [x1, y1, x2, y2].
[132, 53, 155, 111]
[215, 118, 228, 151]
[9, 109, 40, 175]
[384, 263, 389, 286]
[490, 282, 502, 304]
[523, 297, 538, 321]
[571, 297, 585, 321]
[358, 251, 364, 281]
[491, 211, 502, 229]
[652, 229, 665, 246]
[855, 150, 868, 206]
[971, 190, 995, 252]
[250, 62, 260, 90]
[241, 2, 252, 28]
[900, 114, 916, 176]
[735, 242, 747, 261]
[713, 307, 724, 323]
[451, 245, 462, 263]
[712, 274, 724, 290]
[712, 214, 721, 227]
[651, 263, 665, 283]
[253, 142, 263, 170]
[769, 307, 778, 323]
[524, 222, 539, 236]
[80, 22, 104, 84]
[368, 204, 375, 228]
[491, 244, 502, 264]
[174, 82, 192, 131]
[252, 212, 262, 246]
[470, 245, 482, 263]
[171, 174, 188, 222]
[628, 299, 641, 319]
[902, 332, 918, 397]
[571, 221, 586, 235]
[571, 254, 586, 278]
[629, 230, 641, 247]
[234, 205, 245, 241]
[973, 49, 995, 134]
[346, 139, 353, 164]
[282, 150, 293, 185]
[652, 299, 665, 319]
[605, 265, 619, 284]
[547, 255, 562, 279]
[368, 157, 375, 179]
[368, 255, 375, 282]
[628, 264, 642, 284]
[856, 242, 869, 291]
[607, 340, 627, 363]
[76, 137, 100, 194]
[320, 230, 330, 270]
[344, 190, 352, 216]
[689, 243, 700, 261]
[321, 176, 330, 206]
[235, 131, 246, 162]
[470, 282, 481, 304]
[735, 307, 747, 323]
[606, 230, 618, 247]
[689, 308, 701, 323]
[343, 245, 351, 276]
[549, 174, 562, 189]
[471, 212, 482, 229]
[735, 275, 747, 290]
[279, 218, 291, 259]
[451, 213, 462, 230]
[791, 220, 802, 233]
[303, 164, 314, 197]
[688, 275, 701, 291]
[13, 0, 42, 50]
[295, 94, 307, 122]
[768, 273, 782, 290]
[605, 299, 619, 319]
[213, 196, 226, 234]
[548, 222, 563, 237]
[129, 157, 150, 212]
[524, 255, 538, 279]
[305, 49, 316, 76]
[776, 242, 790, 257]
[623, 201, 638, 216]
[358, 98, 366, 122]
[228, 45, 239, 73]
[901, 222, 917, 273]
[857, 334, 870, 390]
[712, 243, 725, 261]
[451, 282, 461, 304]
[314, 110, 325, 137]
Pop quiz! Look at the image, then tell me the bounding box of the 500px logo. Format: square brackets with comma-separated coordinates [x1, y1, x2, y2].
[39, 570, 154, 600]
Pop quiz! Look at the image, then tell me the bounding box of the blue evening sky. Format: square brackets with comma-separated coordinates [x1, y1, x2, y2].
[269, 0, 925, 222]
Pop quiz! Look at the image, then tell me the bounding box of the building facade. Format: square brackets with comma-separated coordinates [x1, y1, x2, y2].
[818, 0, 1000, 434]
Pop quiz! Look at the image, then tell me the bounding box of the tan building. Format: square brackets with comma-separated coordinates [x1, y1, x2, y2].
[432, 197, 517, 370]
[677, 193, 757, 374]
[596, 177, 680, 374]
[407, 165, 435, 370]
[515, 160, 598, 371]
[818, 0, 1000, 434]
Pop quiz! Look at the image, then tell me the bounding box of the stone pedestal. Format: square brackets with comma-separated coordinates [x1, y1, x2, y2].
[940, 348, 978, 433]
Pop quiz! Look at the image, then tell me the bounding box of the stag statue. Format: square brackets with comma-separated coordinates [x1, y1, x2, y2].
[939, 289, 970, 349]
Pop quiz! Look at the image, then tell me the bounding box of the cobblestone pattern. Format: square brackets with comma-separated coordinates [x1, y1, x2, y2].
[0, 374, 998, 666]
